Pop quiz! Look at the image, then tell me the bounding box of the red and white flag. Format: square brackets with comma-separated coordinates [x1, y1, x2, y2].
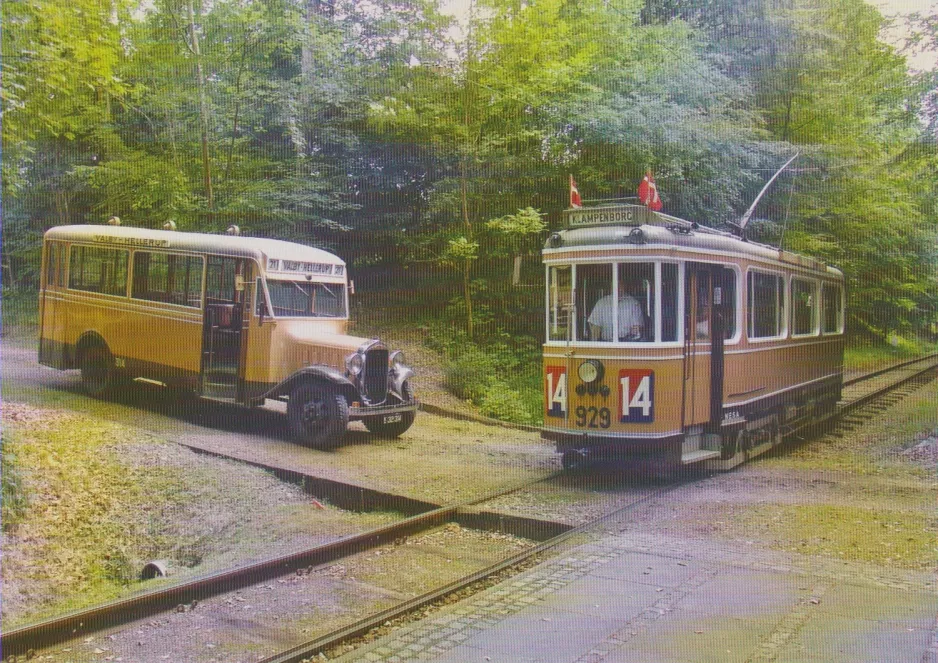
[637, 170, 662, 211]
[569, 175, 582, 208]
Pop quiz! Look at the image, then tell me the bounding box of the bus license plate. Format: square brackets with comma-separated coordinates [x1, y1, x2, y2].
[383, 413, 403, 424]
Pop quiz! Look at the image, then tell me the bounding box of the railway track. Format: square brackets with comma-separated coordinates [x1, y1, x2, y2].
[4, 354, 936, 661]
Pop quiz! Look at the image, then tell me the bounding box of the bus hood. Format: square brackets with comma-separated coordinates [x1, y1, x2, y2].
[280, 321, 376, 353]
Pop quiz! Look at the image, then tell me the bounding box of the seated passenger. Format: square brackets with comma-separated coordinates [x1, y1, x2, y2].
[588, 292, 644, 341]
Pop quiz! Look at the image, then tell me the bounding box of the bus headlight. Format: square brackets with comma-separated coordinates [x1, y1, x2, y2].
[577, 359, 604, 384]
[345, 352, 364, 376]
[389, 350, 406, 370]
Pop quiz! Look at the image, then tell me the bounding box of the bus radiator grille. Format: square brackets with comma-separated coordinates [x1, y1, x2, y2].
[363, 348, 389, 404]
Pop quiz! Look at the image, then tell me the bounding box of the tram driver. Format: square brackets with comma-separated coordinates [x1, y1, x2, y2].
[588, 289, 645, 341]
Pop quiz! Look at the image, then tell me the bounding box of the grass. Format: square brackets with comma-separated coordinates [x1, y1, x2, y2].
[726, 381, 938, 571]
[745, 504, 935, 568]
[1, 287, 39, 342]
[844, 336, 937, 372]
[0, 404, 399, 626]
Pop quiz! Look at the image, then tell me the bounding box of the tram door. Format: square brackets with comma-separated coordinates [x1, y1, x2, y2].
[683, 263, 732, 432]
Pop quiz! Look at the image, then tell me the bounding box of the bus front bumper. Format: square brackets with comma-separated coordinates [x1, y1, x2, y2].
[349, 400, 419, 420]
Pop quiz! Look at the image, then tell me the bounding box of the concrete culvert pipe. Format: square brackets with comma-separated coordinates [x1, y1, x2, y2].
[140, 560, 169, 580]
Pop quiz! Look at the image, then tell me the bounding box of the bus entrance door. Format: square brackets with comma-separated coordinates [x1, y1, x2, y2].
[201, 257, 247, 400]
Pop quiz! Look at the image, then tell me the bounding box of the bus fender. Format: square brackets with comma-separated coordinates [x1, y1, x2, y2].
[266, 366, 358, 402]
[390, 367, 415, 400]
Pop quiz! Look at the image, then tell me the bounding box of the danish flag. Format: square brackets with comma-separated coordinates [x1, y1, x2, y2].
[569, 175, 582, 208]
[637, 170, 662, 211]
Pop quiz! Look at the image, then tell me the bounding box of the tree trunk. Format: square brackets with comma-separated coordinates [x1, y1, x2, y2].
[187, 0, 214, 211]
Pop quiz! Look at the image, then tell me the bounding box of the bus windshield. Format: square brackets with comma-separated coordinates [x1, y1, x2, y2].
[266, 280, 347, 318]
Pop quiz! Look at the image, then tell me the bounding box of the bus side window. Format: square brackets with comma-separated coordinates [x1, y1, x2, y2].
[132, 252, 203, 308]
[45, 243, 62, 287]
[69, 245, 128, 296]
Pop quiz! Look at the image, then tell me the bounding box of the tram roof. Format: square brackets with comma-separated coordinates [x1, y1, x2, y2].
[544, 205, 842, 278]
[43, 224, 344, 267]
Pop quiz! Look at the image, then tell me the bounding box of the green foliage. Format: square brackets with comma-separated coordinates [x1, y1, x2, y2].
[1, 431, 29, 532]
[443, 347, 497, 401]
[2, 0, 937, 341]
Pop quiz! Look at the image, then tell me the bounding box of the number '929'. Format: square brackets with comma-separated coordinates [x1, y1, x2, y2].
[574, 406, 611, 429]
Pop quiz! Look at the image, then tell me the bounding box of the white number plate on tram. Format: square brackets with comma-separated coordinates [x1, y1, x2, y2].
[383, 413, 403, 424]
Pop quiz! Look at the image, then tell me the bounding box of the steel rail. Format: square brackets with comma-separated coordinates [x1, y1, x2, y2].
[257, 356, 938, 663]
[842, 353, 938, 388]
[257, 482, 681, 663]
[838, 358, 938, 416]
[0, 471, 561, 657]
[5, 355, 934, 657]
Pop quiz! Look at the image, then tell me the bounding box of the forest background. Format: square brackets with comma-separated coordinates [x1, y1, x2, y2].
[3, 0, 938, 423]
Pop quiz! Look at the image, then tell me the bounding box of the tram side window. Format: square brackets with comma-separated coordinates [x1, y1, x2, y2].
[791, 278, 818, 336]
[547, 265, 573, 341]
[748, 271, 785, 339]
[69, 245, 128, 296]
[661, 264, 678, 342]
[132, 252, 203, 307]
[822, 283, 844, 334]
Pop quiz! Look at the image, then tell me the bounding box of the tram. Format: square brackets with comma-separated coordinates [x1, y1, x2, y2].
[542, 203, 845, 470]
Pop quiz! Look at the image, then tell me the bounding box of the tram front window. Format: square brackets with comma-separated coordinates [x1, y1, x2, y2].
[547, 265, 573, 341]
[578, 263, 657, 343]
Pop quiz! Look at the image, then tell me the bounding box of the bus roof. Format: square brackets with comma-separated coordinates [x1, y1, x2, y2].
[43, 225, 345, 268]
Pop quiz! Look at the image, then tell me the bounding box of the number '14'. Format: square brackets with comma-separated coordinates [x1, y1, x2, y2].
[620, 372, 653, 422]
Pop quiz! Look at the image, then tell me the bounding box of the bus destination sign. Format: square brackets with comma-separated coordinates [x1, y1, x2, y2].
[563, 204, 657, 228]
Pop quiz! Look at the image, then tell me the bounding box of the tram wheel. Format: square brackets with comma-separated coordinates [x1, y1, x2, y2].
[363, 381, 415, 438]
[287, 382, 348, 449]
[561, 449, 586, 471]
[79, 344, 117, 398]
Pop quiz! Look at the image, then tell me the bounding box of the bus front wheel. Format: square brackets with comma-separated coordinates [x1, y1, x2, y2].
[79, 345, 117, 398]
[287, 382, 348, 449]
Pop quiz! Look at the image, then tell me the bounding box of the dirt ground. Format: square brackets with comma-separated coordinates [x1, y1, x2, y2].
[484, 379, 938, 573]
[3, 331, 936, 661]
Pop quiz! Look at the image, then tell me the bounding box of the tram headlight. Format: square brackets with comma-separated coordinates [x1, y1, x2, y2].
[345, 352, 364, 376]
[389, 350, 406, 370]
[577, 359, 604, 384]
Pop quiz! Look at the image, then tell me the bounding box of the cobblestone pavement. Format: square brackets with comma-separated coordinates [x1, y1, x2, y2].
[333, 530, 938, 663]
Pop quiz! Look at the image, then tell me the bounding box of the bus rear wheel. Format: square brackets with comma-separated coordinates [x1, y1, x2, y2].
[79, 345, 117, 398]
[363, 381, 416, 438]
[287, 382, 348, 449]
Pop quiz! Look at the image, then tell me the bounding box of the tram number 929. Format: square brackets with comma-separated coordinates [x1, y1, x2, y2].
[575, 405, 611, 428]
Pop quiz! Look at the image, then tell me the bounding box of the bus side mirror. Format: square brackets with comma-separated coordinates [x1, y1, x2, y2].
[349, 280, 355, 296]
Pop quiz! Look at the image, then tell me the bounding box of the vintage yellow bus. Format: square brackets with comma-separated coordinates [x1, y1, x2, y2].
[38, 223, 417, 447]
